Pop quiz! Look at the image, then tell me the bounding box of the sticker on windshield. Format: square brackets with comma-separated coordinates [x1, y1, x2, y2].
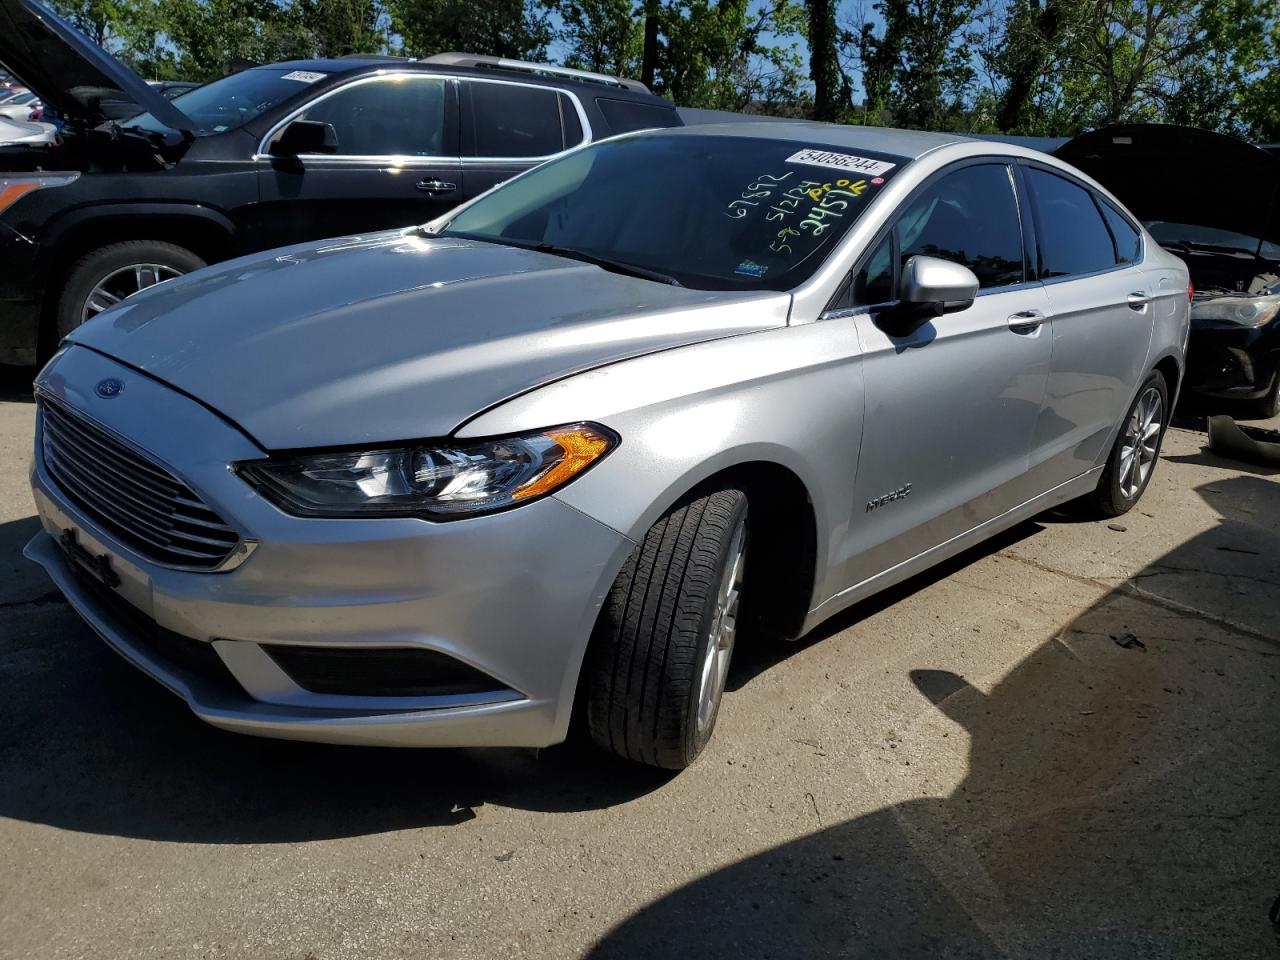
[281, 70, 327, 83]
[735, 260, 768, 278]
[786, 149, 896, 177]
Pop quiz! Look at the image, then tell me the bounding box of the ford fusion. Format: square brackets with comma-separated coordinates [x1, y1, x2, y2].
[27, 124, 1188, 769]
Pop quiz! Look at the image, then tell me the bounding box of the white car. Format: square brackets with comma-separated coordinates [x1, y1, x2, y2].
[0, 115, 55, 146]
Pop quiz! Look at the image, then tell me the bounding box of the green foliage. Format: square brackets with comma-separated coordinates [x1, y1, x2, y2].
[30, 0, 1280, 139]
[388, 0, 552, 60]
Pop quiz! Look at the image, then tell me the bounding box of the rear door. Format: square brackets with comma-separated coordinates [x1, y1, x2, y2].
[1021, 164, 1155, 487]
[254, 73, 461, 247]
[457, 79, 588, 201]
[838, 160, 1052, 589]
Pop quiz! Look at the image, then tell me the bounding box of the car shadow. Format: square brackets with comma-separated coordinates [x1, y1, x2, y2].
[587, 475, 1280, 958]
[0, 363, 35, 401]
[0, 514, 676, 844]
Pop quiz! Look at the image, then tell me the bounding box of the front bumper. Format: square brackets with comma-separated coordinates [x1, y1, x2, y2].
[27, 346, 634, 748]
[1185, 320, 1278, 399]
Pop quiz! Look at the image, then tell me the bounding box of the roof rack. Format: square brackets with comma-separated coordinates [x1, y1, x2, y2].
[422, 53, 649, 93]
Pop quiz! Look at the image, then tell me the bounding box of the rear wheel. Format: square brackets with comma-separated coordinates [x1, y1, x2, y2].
[55, 241, 205, 340]
[1084, 372, 1169, 517]
[584, 486, 748, 769]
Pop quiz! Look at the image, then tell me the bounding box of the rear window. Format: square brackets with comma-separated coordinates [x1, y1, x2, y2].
[1027, 168, 1117, 278]
[462, 81, 574, 158]
[596, 98, 681, 135]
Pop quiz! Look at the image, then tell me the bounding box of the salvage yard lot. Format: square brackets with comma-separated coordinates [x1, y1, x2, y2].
[0, 389, 1277, 960]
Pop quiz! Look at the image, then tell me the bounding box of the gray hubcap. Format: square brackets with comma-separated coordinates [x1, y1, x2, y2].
[82, 263, 182, 324]
[696, 515, 747, 734]
[1119, 385, 1163, 499]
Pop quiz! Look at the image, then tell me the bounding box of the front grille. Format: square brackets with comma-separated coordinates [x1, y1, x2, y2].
[262, 644, 505, 698]
[72, 566, 233, 688]
[39, 396, 241, 569]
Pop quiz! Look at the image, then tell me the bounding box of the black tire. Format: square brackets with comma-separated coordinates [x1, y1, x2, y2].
[54, 241, 205, 341]
[584, 486, 749, 769]
[1084, 371, 1170, 517]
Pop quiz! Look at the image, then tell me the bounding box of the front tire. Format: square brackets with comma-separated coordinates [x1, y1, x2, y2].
[584, 487, 748, 769]
[1085, 372, 1169, 517]
[55, 240, 205, 340]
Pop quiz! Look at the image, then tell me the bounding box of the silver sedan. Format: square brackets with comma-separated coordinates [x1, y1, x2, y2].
[26, 123, 1189, 769]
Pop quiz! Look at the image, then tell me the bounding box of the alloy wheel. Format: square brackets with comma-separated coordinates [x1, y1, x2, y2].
[695, 514, 747, 734]
[81, 263, 183, 324]
[1118, 385, 1164, 499]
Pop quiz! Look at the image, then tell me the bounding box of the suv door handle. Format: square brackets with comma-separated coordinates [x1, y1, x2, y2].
[1127, 291, 1151, 310]
[1007, 309, 1045, 334]
[415, 178, 457, 196]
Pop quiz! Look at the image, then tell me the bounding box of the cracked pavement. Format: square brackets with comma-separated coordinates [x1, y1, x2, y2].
[0, 385, 1277, 960]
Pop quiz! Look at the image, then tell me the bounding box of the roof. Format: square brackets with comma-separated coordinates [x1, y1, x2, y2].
[255, 57, 668, 104]
[655, 120, 969, 159]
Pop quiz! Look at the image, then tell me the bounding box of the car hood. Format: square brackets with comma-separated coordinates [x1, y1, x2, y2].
[0, 0, 192, 132]
[0, 115, 54, 145]
[1055, 124, 1280, 246]
[67, 232, 790, 449]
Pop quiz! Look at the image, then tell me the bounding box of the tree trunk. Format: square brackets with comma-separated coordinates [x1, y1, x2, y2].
[807, 0, 840, 121]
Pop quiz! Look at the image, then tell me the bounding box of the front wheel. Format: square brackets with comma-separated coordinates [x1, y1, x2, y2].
[55, 240, 205, 340]
[583, 486, 748, 769]
[1084, 372, 1169, 517]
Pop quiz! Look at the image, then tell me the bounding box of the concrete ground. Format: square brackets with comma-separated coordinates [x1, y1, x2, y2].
[0, 378, 1277, 960]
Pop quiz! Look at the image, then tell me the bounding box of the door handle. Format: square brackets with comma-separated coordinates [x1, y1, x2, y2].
[1007, 309, 1045, 334]
[415, 178, 457, 196]
[1127, 291, 1151, 310]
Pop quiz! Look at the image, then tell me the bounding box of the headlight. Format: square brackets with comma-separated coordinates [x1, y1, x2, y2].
[236, 423, 617, 519]
[1192, 294, 1280, 328]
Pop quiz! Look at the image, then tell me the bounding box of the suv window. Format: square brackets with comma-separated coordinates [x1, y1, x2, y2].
[292, 76, 447, 157]
[1098, 198, 1141, 264]
[596, 98, 681, 135]
[1028, 168, 1118, 278]
[462, 82, 576, 158]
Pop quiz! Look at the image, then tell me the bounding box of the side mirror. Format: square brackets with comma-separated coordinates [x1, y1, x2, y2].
[271, 119, 338, 157]
[898, 255, 979, 311]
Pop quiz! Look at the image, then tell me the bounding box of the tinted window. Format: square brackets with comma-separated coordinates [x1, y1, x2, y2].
[561, 94, 583, 145]
[596, 98, 681, 134]
[442, 134, 908, 291]
[896, 164, 1024, 288]
[1099, 199, 1140, 264]
[1028, 168, 1117, 277]
[463, 82, 565, 157]
[294, 77, 446, 156]
[853, 233, 894, 305]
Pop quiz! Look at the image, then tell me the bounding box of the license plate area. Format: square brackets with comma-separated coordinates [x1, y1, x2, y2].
[59, 527, 121, 589]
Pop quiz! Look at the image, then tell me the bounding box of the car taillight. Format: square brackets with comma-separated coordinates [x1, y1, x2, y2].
[1188, 283, 1194, 302]
[0, 174, 79, 216]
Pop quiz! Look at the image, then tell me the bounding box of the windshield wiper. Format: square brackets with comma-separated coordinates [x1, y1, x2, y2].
[530, 243, 682, 286]
[1161, 238, 1255, 257]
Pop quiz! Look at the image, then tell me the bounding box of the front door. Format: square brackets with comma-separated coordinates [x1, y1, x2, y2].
[839, 161, 1052, 590]
[253, 74, 461, 249]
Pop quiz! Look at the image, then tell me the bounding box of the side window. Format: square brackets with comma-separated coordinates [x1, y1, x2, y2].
[1027, 168, 1118, 277]
[462, 82, 571, 158]
[291, 77, 447, 157]
[1098, 197, 1141, 265]
[595, 98, 681, 135]
[852, 233, 894, 306]
[895, 163, 1025, 289]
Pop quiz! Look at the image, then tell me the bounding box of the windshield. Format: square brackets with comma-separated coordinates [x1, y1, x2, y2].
[125, 67, 329, 135]
[440, 134, 908, 291]
[1146, 220, 1280, 259]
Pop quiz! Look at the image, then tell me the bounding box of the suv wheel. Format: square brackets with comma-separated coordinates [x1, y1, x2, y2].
[1085, 372, 1169, 517]
[584, 486, 749, 769]
[55, 241, 206, 339]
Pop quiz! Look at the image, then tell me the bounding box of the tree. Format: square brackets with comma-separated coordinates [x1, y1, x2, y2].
[389, 0, 552, 59]
[554, 0, 644, 76]
[299, 0, 385, 57]
[805, 0, 840, 120]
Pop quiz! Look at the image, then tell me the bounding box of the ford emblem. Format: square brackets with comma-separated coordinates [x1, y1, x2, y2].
[95, 378, 124, 399]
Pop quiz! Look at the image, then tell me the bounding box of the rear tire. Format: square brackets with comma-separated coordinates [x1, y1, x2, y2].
[54, 240, 205, 341]
[1084, 372, 1169, 517]
[584, 486, 748, 769]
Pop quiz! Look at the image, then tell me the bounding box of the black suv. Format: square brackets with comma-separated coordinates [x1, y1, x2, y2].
[0, 0, 680, 366]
